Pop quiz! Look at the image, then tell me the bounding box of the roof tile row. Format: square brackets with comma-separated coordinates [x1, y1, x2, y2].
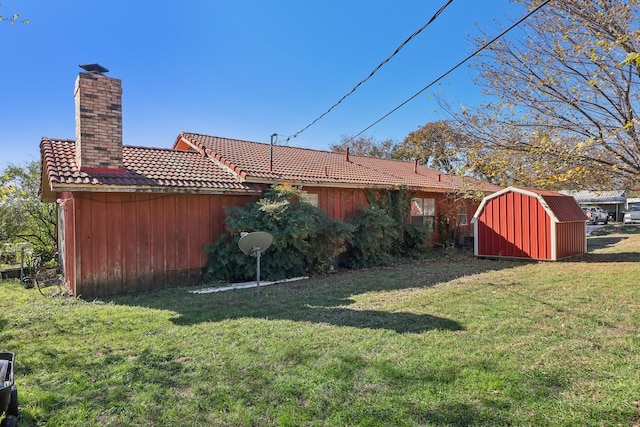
[41, 133, 501, 195]
[41, 138, 258, 193]
[178, 132, 500, 193]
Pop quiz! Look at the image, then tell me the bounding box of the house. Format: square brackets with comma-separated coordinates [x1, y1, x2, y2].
[40, 66, 500, 298]
[472, 187, 587, 261]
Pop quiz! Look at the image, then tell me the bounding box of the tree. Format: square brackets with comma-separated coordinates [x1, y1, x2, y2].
[0, 4, 28, 25]
[0, 161, 56, 262]
[392, 120, 466, 174]
[329, 134, 396, 158]
[448, 0, 640, 190]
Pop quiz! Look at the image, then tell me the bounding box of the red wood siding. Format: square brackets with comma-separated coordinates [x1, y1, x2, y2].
[302, 188, 475, 244]
[68, 192, 257, 298]
[304, 187, 369, 221]
[59, 185, 485, 297]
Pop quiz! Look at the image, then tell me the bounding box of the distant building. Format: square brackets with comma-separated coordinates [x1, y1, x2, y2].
[560, 190, 627, 221]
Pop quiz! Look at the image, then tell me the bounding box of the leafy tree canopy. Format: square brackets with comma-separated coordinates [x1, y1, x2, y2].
[444, 0, 640, 190]
[329, 134, 396, 158]
[392, 120, 466, 174]
[0, 161, 56, 261]
[0, 3, 28, 25]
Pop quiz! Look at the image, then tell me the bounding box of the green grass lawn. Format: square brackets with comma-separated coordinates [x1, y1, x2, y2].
[2, 226, 640, 426]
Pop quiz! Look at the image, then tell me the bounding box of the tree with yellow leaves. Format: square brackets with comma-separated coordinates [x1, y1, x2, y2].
[445, 0, 640, 190]
[0, 3, 28, 25]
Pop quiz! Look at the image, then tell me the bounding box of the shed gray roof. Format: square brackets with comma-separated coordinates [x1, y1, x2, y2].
[560, 190, 626, 204]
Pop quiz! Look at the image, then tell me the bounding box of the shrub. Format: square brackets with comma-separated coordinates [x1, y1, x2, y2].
[343, 206, 401, 268]
[403, 224, 430, 253]
[203, 185, 351, 283]
[344, 184, 436, 267]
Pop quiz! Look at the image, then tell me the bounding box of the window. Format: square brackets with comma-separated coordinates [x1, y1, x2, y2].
[411, 198, 435, 232]
[302, 192, 319, 207]
[457, 205, 468, 226]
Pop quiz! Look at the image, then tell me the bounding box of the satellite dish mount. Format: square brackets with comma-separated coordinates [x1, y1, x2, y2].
[238, 232, 273, 296]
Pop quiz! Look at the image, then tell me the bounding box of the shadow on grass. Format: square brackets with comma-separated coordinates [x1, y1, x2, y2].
[416, 401, 511, 426]
[563, 234, 640, 262]
[586, 235, 628, 252]
[592, 224, 640, 235]
[572, 252, 640, 262]
[109, 253, 522, 333]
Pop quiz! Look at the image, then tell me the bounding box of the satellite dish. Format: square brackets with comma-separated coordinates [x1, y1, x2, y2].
[237, 232, 273, 296]
[238, 232, 273, 255]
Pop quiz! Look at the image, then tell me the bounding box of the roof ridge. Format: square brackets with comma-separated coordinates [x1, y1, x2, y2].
[124, 144, 203, 153]
[182, 131, 398, 160]
[182, 131, 460, 179]
[42, 138, 202, 155]
[41, 137, 75, 143]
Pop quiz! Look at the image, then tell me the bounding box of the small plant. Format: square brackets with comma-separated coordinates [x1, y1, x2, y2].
[435, 211, 452, 247]
[42, 258, 60, 270]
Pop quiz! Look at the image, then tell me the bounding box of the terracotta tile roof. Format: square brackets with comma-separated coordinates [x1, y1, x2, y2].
[177, 132, 501, 193]
[40, 138, 259, 194]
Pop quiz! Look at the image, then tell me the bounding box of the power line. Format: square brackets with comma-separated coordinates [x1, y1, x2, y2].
[346, 0, 552, 142]
[283, 0, 455, 143]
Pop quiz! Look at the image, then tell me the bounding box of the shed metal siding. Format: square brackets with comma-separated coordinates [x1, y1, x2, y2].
[555, 221, 587, 259]
[474, 187, 585, 261]
[476, 192, 548, 258]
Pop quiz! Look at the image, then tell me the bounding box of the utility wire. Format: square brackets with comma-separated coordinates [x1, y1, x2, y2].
[283, 0, 455, 143]
[346, 0, 552, 142]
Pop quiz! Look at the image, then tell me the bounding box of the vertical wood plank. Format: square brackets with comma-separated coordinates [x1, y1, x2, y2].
[523, 194, 532, 257]
[137, 195, 152, 292]
[150, 195, 165, 287]
[210, 194, 222, 239]
[77, 194, 94, 297]
[164, 194, 177, 285]
[106, 193, 124, 295]
[122, 193, 138, 293]
[513, 193, 523, 258]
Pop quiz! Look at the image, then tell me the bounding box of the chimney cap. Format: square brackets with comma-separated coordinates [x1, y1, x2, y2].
[79, 63, 109, 74]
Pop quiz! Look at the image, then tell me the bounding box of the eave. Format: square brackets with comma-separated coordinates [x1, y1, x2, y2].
[44, 182, 260, 200]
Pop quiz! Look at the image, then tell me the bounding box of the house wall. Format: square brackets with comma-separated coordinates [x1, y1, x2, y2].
[303, 186, 478, 243]
[59, 186, 483, 298]
[66, 191, 257, 298]
[303, 186, 369, 221]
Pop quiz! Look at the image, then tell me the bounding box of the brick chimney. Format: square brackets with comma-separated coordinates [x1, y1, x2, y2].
[74, 65, 124, 173]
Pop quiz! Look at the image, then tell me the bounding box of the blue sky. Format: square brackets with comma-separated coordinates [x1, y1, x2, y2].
[0, 0, 525, 170]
